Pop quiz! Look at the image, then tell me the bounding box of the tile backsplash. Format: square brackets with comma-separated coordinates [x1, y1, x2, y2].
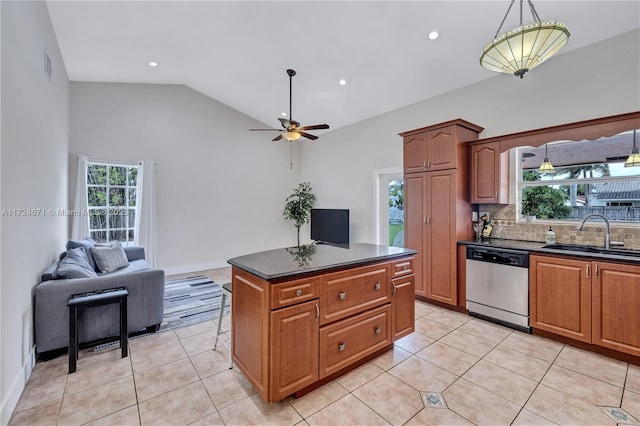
[480, 204, 640, 250]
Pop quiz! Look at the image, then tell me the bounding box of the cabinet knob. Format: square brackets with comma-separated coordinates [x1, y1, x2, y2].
[374, 327, 381, 335]
[339, 292, 346, 300]
[296, 289, 302, 297]
[374, 283, 381, 290]
[338, 343, 346, 352]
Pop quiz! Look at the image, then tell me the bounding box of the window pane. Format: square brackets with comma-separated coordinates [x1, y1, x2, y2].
[109, 166, 127, 185]
[109, 187, 125, 206]
[128, 167, 138, 186]
[90, 209, 106, 230]
[90, 230, 107, 243]
[88, 187, 107, 207]
[109, 212, 126, 229]
[87, 164, 107, 185]
[128, 209, 136, 228]
[109, 230, 127, 242]
[388, 179, 404, 247]
[128, 188, 136, 206]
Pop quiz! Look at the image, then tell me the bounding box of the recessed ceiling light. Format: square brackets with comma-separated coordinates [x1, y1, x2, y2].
[281, 112, 287, 117]
[149, 61, 158, 67]
[339, 79, 346, 86]
[428, 31, 439, 40]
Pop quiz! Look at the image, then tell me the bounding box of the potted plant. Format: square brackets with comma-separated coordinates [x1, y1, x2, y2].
[283, 182, 316, 247]
[521, 189, 539, 223]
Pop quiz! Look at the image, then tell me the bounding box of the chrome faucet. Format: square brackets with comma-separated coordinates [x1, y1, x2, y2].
[576, 213, 624, 250]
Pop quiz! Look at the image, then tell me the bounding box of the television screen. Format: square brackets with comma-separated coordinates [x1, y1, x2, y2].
[311, 209, 349, 245]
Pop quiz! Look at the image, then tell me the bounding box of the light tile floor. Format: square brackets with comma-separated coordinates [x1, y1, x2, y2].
[10, 267, 640, 425]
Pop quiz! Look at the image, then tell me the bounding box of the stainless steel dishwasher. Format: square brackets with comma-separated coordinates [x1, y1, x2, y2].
[465, 245, 530, 332]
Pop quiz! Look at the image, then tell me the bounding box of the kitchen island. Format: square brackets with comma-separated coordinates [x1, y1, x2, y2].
[227, 243, 417, 402]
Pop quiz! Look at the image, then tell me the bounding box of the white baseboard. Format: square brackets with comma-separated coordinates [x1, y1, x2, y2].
[162, 260, 230, 277]
[1, 345, 36, 426]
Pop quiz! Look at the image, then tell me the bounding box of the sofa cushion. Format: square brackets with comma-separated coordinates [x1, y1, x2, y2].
[67, 237, 98, 272]
[56, 248, 99, 279]
[91, 241, 130, 273]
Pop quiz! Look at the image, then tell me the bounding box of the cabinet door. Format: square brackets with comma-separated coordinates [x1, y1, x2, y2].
[425, 170, 457, 305]
[470, 142, 500, 203]
[392, 275, 415, 340]
[404, 174, 427, 297]
[592, 261, 640, 357]
[403, 134, 428, 174]
[530, 255, 592, 342]
[269, 300, 319, 401]
[426, 127, 457, 171]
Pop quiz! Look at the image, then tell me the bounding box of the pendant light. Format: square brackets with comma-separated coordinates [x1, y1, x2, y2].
[538, 143, 555, 174]
[624, 130, 640, 168]
[480, 0, 570, 79]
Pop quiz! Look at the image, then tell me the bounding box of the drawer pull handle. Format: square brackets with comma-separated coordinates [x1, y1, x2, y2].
[374, 327, 381, 335]
[339, 343, 346, 352]
[374, 283, 381, 290]
[339, 292, 346, 300]
[296, 289, 302, 297]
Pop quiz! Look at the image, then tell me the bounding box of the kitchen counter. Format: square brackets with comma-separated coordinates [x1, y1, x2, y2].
[227, 243, 418, 281]
[459, 239, 640, 264]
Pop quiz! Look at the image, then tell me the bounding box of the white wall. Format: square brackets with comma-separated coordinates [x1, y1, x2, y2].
[0, 2, 70, 423]
[301, 29, 640, 244]
[70, 83, 302, 274]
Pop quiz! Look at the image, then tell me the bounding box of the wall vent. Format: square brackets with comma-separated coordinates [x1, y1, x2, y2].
[44, 49, 52, 81]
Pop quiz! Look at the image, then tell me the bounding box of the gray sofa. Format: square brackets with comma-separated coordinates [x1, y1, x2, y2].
[35, 241, 165, 354]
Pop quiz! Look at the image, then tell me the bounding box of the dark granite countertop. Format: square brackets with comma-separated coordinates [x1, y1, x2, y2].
[459, 239, 640, 264]
[227, 243, 418, 281]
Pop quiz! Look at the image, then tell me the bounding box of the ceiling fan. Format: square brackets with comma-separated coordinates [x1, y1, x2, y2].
[250, 69, 330, 142]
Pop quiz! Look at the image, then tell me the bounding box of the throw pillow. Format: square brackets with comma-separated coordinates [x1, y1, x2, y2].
[66, 237, 98, 272]
[56, 248, 99, 279]
[91, 241, 130, 273]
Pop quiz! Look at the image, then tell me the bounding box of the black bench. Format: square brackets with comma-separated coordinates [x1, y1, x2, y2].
[67, 287, 129, 373]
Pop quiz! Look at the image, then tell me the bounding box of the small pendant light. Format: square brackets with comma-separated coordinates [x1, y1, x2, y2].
[624, 129, 640, 168]
[538, 143, 555, 174]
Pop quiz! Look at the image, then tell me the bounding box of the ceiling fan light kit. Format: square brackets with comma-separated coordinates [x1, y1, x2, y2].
[249, 68, 329, 142]
[480, 0, 570, 79]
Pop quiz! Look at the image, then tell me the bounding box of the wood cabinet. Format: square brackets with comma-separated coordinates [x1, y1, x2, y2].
[592, 261, 640, 357]
[401, 119, 483, 305]
[530, 254, 640, 357]
[470, 141, 509, 204]
[231, 255, 415, 403]
[402, 119, 483, 174]
[530, 255, 592, 342]
[270, 300, 319, 400]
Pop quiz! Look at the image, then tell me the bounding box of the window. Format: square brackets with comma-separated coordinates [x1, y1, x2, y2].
[376, 169, 404, 247]
[517, 130, 640, 223]
[87, 162, 138, 244]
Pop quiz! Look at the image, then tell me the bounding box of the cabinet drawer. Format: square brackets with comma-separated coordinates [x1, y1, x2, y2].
[319, 304, 391, 379]
[320, 264, 391, 325]
[392, 257, 414, 277]
[271, 277, 320, 309]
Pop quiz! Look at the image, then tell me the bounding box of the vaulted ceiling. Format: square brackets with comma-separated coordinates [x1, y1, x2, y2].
[46, 1, 640, 132]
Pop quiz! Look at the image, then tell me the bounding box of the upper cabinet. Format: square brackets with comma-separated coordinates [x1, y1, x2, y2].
[470, 141, 509, 204]
[400, 119, 484, 174]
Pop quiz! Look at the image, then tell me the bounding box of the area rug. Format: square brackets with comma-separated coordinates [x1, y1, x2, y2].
[159, 275, 229, 332]
[95, 275, 229, 350]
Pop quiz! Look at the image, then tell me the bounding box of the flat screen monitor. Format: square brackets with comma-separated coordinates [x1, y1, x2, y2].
[311, 209, 349, 245]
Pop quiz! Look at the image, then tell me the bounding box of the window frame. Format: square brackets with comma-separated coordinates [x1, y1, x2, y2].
[516, 146, 640, 224]
[86, 160, 139, 245]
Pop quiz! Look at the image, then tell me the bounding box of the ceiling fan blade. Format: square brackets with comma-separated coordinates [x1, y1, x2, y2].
[278, 118, 291, 129]
[297, 124, 330, 131]
[249, 128, 281, 132]
[272, 134, 283, 142]
[298, 131, 318, 140]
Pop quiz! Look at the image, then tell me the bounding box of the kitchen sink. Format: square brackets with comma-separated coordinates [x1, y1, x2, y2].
[542, 243, 640, 258]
